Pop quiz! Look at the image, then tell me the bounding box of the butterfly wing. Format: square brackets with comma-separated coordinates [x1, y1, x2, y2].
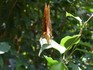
[43, 4, 52, 44]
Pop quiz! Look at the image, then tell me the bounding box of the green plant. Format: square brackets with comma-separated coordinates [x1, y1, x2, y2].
[39, 12, 93, 70]
[0, 0, 93, 70]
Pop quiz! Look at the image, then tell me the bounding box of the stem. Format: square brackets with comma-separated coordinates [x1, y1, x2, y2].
[84, 14, 93, 24]
[67, 15, 93, 59]
[79, 14, 93, 35]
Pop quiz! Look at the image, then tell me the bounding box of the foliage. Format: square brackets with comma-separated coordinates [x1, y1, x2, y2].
[40, 12, 93, 70]
[0, 42, 10, 54]
[0, 0, 93, 70]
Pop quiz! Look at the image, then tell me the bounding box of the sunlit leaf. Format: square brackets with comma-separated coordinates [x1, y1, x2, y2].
[44, 55, 58, 67]
[83, 6, 93, 13]
[50, 62, 68, 70]
[44, 56, 68, 70]
[66, 12, 82, 24]
[60, 35, 80, 50]
[74, 17, 82, 24]
[39, 38, 66, 56]
[66, 12, 73, 17]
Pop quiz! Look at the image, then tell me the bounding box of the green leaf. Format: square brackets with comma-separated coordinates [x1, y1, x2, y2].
[39, 38, 66, 56]
[16, 66, 25, 70]
[88, 8, 93, 12]
[50, 62, 68, 70]
[60, 35, 80, 50]
[69, 63, 81, 70]
[79, 41, 91, 47]
[66, 12, 82, 24]
[0, 42, 11, 54]
[66, 12, 73, 17]
[44, 56, 68, 70]
[44, 56, 58, 67]
[0, 56, 3, 67]
[83, 7, 93, 13]
[74, 17, 82, 24]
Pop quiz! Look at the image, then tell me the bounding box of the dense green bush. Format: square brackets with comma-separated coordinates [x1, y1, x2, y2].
[0, 0, 93, 70]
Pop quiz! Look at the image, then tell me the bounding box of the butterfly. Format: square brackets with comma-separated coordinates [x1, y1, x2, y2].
[39, 4, 66, 56]
[43, 4, 52, 44]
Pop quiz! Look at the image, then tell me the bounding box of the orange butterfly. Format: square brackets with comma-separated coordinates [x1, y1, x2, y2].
[43, 4, 52, 44]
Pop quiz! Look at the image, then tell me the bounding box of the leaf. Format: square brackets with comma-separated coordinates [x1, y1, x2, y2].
[79, 41, 91, 47]
[66, 12, 82, 24]
[66, 12, 73, 17]
[74, 17, 82, 24]
[44, 56, 68, 70]
[0, 42, 11, 54]
[16, 66, 25, 70]
[60, 35, 80, 50]
[44, 56, 58, 67]
[50, 62, 68, 70]
[92, 14, 93, 17]
[69, 63, 81, 70]
[88, 8, 93, 12]
[0, 56, 3, 67]
[39, 38, 66, 56]
[83, 6, 93, 13]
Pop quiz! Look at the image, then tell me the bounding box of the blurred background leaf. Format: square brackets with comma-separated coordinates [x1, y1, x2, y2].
[0, 42, 11, 54]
